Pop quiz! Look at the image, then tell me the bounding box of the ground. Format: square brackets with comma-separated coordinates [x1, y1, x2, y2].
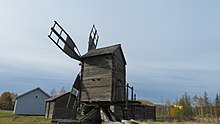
[136, 121, 212, 124]
[0, 110, 214, 124]
[0, 110, 50, 124]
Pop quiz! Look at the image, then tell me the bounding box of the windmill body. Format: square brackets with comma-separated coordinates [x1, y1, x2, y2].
[47, 21, 156, 123]
[81, 44, 126, 102]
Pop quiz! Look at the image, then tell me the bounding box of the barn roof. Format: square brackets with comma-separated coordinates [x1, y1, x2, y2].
[16, 87, 50, 99]
[46, 92, 75, 102]
[81, 44, 127, 64]
[137, 100, 155, 106]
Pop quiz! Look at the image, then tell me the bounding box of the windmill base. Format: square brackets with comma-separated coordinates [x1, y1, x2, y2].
[51, 106, 122, 124]
[50, 101, 155, 124]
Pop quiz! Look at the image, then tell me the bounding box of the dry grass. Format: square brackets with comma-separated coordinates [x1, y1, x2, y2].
[134, 121, 218, 124]
[0, 110, 50, 124]
[0, 110, 219, 124]
[135, 121, 216, 124]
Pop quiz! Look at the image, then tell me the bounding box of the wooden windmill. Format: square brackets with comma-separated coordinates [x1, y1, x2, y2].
[48, 21, 127, 123]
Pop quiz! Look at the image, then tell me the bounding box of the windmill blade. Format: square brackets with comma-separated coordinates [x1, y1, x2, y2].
[67, 73, 81, 108]
[48, 21, 81, 60]
[73, 73, 81, 90]
[88, 25, 99, 52]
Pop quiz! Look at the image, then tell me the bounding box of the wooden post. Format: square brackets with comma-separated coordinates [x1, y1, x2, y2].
[78, 63, 83, 112]
[125, 83, 129, 110]
[134, 94, 136, 100]
[126, 83, 129, 101]
[131, 86, 134, 101]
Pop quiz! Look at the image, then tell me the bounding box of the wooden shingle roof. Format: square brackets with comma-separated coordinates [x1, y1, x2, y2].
[46, 92, 75, 102]
[81, 44, 127, 64]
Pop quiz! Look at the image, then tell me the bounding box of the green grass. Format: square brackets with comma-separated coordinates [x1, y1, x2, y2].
[0, 110, 217, 124]
[0, 110, 50, 124]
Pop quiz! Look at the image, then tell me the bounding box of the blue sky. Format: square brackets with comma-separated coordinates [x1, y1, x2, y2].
[0, 0, 220, 103]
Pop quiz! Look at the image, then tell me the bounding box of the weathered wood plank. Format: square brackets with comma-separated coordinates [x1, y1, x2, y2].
[81, 46, 126, 102]
[81, 86, 112, 101]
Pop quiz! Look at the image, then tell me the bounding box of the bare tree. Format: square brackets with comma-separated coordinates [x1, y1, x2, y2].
[50, 88, 57, 97]
[59, 86, 66, 95]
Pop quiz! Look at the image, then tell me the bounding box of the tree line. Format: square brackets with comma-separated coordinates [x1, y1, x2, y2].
[0, 92, 17, 110]
[157, 91, 220, 121]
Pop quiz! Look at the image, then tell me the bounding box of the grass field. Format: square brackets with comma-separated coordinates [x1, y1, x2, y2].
[135, 119, 218, 124]
[0, 110, 216, 124]
[0, 110, 50, 124]
[137, 122, 214, 124]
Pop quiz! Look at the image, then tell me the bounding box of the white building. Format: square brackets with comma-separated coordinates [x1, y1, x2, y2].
[13, 87, 50, 115]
